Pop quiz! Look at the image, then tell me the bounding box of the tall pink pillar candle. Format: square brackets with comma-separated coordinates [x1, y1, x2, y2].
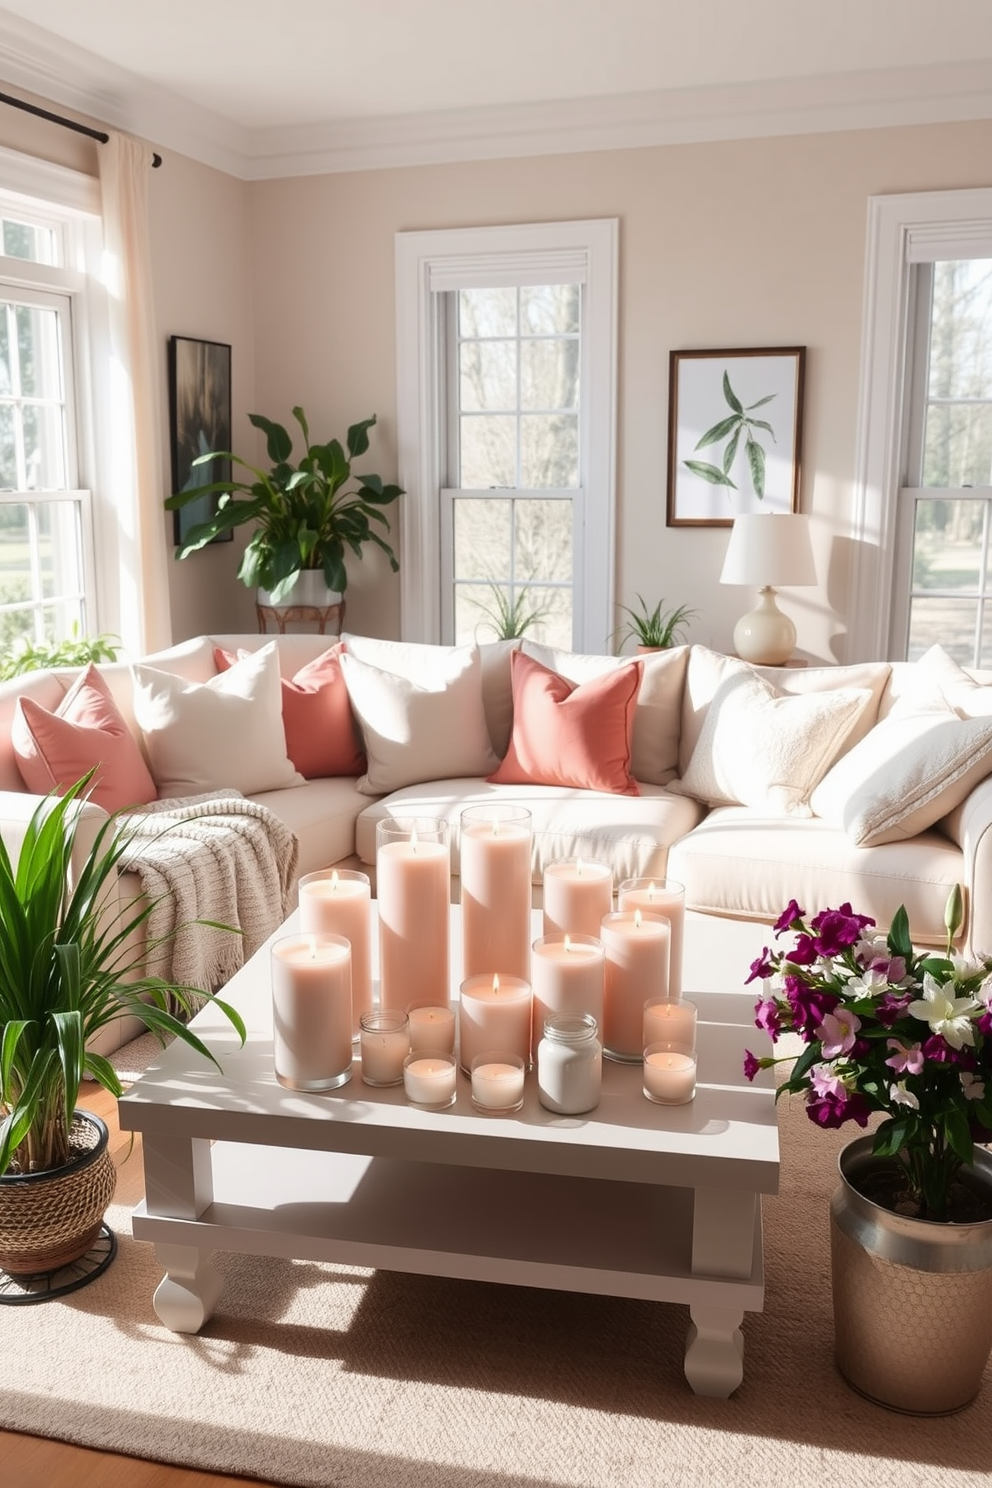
[600, 910, 670, 1062]
[271, 933, 353, 1092]
[542, 858, 613, 939]
[298, 869, 373, 1035]
[458, 974, 533, 1072]
[461, 805, 532, 981]
[618, 878, 685, 999]
[530, 933, 605, 1060]
[377, 818, 450, 1010]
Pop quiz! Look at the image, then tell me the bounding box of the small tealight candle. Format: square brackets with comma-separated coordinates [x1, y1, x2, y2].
[403, 1052, 458, 1110]
[407, 1004, 456, 1055]
[470, 1053, 526, 1114]
[643, 997, 697, 1052]
[359, 1010, 409, 1087]
[643, 1042, 697, 1105]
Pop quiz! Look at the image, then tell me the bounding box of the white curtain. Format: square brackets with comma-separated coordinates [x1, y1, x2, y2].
[97, 132, 172, 655]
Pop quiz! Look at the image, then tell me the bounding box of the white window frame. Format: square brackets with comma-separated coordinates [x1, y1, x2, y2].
[395, 219, 618, 649]
[851, 187, 992, 659]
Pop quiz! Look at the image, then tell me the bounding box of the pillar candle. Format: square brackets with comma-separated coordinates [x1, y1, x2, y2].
[403, 1053, 458, 1108]
[530, 933, 605, 1060]
[643, 1044, 697, 1105]
[407, 1004, 456, 1055]
[377, 818, 450, 1010]
[271, 933, 353, 1092]
[618, 877, 685, 999]
[470, 1055, 526, 1113]
[461, 805, 532, 981]
[458, 974, 532, 1072]
[600, 910, 670, 1062]
[298, 869, 373, 1036]
[643, 996, 697, 1052]
[542, 858, 613, 939]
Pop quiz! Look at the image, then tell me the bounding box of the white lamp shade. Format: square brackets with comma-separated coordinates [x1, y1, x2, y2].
[719, 513, 817, 588]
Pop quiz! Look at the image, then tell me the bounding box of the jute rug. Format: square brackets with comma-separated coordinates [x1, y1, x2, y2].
[1, 1075, 989, 1487]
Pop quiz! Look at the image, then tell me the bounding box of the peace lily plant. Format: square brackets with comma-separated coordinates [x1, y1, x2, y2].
[744, 889, 992, 1222]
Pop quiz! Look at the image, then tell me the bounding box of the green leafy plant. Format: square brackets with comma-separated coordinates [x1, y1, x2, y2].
[164, 408, 404, 602]
[684, 371, 777, 499]
[473, 582, 551, 641]
[0, 626, 121, 682]
[612, 595, 696, 651]
[0, 777, 246, 1175]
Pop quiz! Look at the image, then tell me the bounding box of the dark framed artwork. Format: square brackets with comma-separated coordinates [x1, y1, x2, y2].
[666, 346, 806, 527]
[168, 335, 233, 546]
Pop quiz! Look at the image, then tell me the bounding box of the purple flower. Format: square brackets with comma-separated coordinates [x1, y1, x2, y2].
[745, 949, 774, 985]
[754, 998, 781, 1039]
[785, 975, 840, 1038]
[805, 1090, 872, 1130]
[774, 900, 805, 936]
[876, 990, 914, 1027]
[786, 934, 818, 966]
[743, 1050, 762, 1082]
[977, 1010, 992, 1038]
[810, 904, 876, 958]
[922, 1034, 957, 1064]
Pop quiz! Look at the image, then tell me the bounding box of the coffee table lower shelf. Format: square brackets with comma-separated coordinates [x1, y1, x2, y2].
[130, 1142, 764, 1397]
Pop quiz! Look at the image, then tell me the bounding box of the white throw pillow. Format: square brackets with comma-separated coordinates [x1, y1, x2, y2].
[670, 665, 873, 817]
[339, 644, 499, 796]
[810, 689, 992, 846]
[918, 643, 992, 717]
[131, 641, 304, 797]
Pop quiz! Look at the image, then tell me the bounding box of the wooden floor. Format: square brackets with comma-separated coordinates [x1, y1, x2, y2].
[1, 1081, 283, 1488]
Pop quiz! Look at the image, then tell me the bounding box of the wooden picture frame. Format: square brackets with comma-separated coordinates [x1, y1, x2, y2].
[168, 335, 233, 546]
[666, 346, 806, 528]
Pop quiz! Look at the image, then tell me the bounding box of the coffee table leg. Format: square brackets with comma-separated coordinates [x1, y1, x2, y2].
[683, 1187, 758, 1396]
[152, 1242, 224, 1332]
[684, 1306, 745, 1396]
[141, 1133, 221, 1334]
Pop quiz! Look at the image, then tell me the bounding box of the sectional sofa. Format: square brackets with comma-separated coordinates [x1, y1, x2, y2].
[2, 628, 991, 1053]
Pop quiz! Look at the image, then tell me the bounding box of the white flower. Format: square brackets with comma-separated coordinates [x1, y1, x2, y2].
[856, 933, 890, 964]
[907, 971, 979, 1050]
[845, 968, 889, 997]
[951, 952, 986, 980]
[890, 1081, 919, 1110]
[977, 973, 992, 1011]
[961, 1071, 986, 1102]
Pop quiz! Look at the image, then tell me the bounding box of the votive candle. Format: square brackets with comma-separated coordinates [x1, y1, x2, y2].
[407, 1004, 456, 1055]
[470, 1053, 526, 1114]
[643, 1043, 697, 1105]
[643, 996, 696, 1052]
[359, 1010, 409, 1087]
[403, 1052, 458, 1109]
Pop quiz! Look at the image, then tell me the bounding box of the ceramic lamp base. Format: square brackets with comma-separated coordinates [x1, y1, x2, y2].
[733, 587, 797, 666]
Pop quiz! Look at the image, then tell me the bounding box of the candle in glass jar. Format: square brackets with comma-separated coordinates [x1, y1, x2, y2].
[271, 933, 353, 1091]
[470, 1054, 526, 1113]
[461, 805, 532, 981]
[377, 818, 450, 1010]
[618, 878, 685, 998]
[403, 1053, 458, 1108]
[458, 974, 532, 1072]
[643, 1043, 697, 1105]
[298, 869, 373, 1035]
[407, 1004, 456, 1055]
[643, 996, 696, 1052]
[600, 910, 670, 1062]
[530, 934, 605, 1060]
[359, 1010, 409, 1086]
[543, 858, 613, 939]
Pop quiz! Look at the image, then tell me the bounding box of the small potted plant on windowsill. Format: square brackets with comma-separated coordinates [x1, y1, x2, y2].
[612, 595, 697, 653]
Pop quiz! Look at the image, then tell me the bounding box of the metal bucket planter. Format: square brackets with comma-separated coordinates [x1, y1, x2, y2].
[0, 1111, 116, 1276]
[830, 1136, 992, 1414]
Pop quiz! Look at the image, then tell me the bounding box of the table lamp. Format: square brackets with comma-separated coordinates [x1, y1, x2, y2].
[719, 513, 816, 665]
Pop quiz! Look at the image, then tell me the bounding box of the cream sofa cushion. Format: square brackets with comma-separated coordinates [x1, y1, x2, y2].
[670, 664, 873, 816]
[250, 776, 370, 878]
[918, 643, 992, 717]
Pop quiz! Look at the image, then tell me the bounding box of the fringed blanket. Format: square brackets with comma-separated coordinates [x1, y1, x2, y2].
[116, 792, 299, 1010]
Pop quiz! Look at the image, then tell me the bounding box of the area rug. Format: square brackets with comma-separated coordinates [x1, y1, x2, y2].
[0, 1084, 989, 1488]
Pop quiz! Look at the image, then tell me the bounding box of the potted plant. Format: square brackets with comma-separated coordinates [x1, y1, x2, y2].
[164, 408, 404, 605]
[612, 595, 696, 653]
[472, 581, 551, 641]
[744, 890, 992, 1413]
[0, 777, 245, 1281]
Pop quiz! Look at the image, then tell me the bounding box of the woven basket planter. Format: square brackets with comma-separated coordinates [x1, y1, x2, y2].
[0, 1112, 116, 1275]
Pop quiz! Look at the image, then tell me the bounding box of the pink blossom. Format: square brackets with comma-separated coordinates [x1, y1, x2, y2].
[810, 1063, 846, 1099]
[885, 1038, 924, 1076]
[815, 1007, 862, 1059]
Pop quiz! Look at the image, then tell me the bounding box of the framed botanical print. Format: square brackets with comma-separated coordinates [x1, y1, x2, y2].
[168, 335, 233, 546]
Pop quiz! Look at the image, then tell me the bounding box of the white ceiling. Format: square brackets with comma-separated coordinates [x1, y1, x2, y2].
[2, 0, 992, 178]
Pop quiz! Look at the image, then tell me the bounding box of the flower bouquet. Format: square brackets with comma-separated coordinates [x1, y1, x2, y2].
[744, 890, 992, 1221]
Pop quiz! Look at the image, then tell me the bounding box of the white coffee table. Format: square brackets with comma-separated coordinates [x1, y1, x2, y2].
[119, 907, 778, 1398]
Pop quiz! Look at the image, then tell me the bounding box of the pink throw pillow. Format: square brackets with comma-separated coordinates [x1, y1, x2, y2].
[488, 649, 641, 796]
[214, 643, 365, 779]
[12, 663, 158, 813]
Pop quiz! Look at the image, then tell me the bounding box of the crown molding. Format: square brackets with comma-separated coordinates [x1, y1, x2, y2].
[1, 8, 991, 183]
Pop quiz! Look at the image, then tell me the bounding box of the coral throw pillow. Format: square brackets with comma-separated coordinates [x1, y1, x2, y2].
[12, 663, 158, 813]
[214, 642, 364, 779]
[488, 649, 641, 796]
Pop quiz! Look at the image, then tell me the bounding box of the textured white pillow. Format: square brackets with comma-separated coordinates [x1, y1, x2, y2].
[810, 692, 992, 847]
[670, 665, 873, 817]
[131, 641, 304, 797]
[339, 645, 499, 796]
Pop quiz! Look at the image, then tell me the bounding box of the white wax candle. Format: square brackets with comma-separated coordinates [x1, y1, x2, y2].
[359, 1013, 410, 1086]
[377, 829, 450, 1010]
[600, 910, 670, 1061]
[618, 878, 685, 998]
[643, 997, 697, 1052]
[542, 858, 613, 939]
[271, 934, 353, 1091]
[407, 1005, 456, 1055]
[403, 1054, 458, 1108]
[470, 1058, 525, 1112]
[461, 813, 532, 981]
[530, 934, 605, 1060]
[298, 870, 373, 1034]
[458, 974, 532, 1072]
[643, 1047, 697, 1105]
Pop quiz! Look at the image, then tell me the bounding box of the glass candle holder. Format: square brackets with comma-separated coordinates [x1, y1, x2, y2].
[537, 1012, 602, 1115]
[298, 868, 372, 1037]
[402, 1051, 458, 1110]
[271, 932, 353, 1092]
[460, 803, 533, 981]
[600, 909, 671, 1064]
[543, 857, 613, 939]
[359, 1010, 409, 1087]
[618, 877, 685, 999]
[643, 1041, 697, 1105]
[458, 973, 532, 1073]
[406, 1004, 456, 1055]
[376, 817, 450, 1010]
[470, 1052, 526, 1115]
[643, 996, 697, 1052]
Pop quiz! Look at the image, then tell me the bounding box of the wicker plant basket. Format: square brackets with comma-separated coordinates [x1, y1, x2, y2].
[0, 1112, 116, 1275]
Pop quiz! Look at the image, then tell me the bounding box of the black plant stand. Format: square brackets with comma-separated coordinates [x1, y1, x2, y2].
[0, 1223, 117, 1304]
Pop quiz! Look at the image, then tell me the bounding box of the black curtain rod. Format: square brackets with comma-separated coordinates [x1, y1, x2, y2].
[0, 89, 162, 167]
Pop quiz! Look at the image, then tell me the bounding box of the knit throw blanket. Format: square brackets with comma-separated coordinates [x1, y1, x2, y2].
[115, 792, 300, 1011]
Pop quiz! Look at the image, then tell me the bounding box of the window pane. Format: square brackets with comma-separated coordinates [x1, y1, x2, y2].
[23, 405, 66, 489]
[521, 284, 580, 336]
[454, 583, 502, 645]
[521, 338, 580, 411]
[514, 498, 572, 582]
[38, 500, 83, 599]
[459, 287, 516, 339]
[15, 303, 63, 400]
[40, 599, 83, 642]
[0, 502, 28, 606]
[453, 496, 511, 579]
[459, 340, 516, 412]
[0, 311, 9, 396]
[2, 218, 56, 265]
[922, 403, 992, 487]
[928, 261, 992, 401]
[460, 414, 516, 487]
[0, 405, 15, 487]
[912, 498, 983, 590]
[520, 414, 579, 488]
[522, 584, 572, 649]
[907, 595, 978, 662]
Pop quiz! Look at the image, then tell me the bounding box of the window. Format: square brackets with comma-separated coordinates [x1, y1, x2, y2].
[396, 220, 618, 651]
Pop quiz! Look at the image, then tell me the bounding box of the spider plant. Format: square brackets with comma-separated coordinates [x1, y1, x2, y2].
[0, 776, 245, 1175]
[473, 582, 552, 641]
[612, 595, 697, 651]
